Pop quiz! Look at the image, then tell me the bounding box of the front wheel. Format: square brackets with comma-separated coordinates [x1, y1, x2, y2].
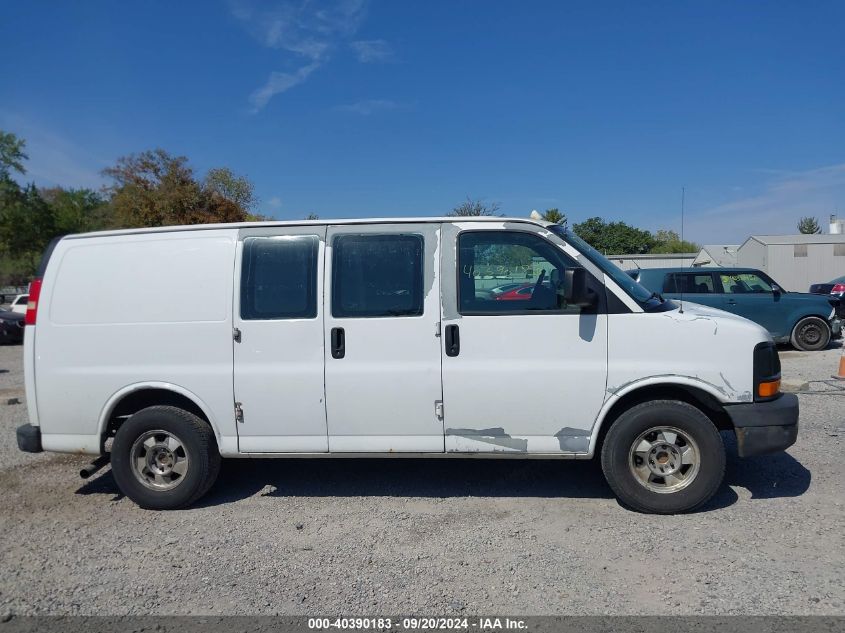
[111, 406, 221, 510]
[601, 400, 725, 514]
[790, 316, 831, 351]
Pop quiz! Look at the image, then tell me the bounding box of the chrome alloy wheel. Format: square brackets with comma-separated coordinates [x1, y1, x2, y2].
[130, 430, 189, 491]
[628, 426, 700, 494]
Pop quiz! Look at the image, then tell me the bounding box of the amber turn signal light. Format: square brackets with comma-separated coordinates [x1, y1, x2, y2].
[758, 379, 781, 398]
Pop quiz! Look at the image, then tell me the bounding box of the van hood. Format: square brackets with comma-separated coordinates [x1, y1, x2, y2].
[660, 300, 773, 339]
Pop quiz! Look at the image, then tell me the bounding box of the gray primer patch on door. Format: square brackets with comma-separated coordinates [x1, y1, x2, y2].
[554, 427, 590, 452]
[440, 225, 460, 320]
[445, 427, 528, 452]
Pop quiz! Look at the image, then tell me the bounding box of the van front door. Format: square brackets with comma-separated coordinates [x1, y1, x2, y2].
[233, 226, 328, 452]
[324, 223, 444, 452]
[440, 223, 608, 453]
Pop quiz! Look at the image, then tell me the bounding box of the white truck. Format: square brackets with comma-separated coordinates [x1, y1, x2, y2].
[16, 217, 798, 513]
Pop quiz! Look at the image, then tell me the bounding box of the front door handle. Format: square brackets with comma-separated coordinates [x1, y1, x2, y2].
[331, 327, 345, 359]
[445, 324, 460, 357]
[726, 299, 737, 306]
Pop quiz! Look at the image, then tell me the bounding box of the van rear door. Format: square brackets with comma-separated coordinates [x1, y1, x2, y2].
[323, 223, 444, 452]
[233, 226, 328, 452]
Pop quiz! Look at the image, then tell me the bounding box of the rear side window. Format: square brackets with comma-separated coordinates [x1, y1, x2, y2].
[663, 273, 715, 294]
[332, 234, 424, 318]
[241, 236, 319, 320]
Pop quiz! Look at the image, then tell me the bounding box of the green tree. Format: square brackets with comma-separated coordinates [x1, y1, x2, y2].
[205, 167, 256, 211]
[572, 217, 656, 255]
[541, 208, 566, 224]
[797, 216, 821, 234]
[40, 187, 114, 235]
[102, 149, 253, 227]
[0, 131, 51, 283]
[0, 182, 55, 267]
[0, 131, 28, 179]
[650, 229, 700, 254]
[448, 197, 501, 217]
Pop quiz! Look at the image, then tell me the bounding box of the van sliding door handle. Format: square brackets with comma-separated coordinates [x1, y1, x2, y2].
[444, 324, 460, 357]
[331, 327, 345, 359]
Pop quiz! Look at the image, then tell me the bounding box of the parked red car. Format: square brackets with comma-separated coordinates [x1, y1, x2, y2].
[494, 283, 537, 301]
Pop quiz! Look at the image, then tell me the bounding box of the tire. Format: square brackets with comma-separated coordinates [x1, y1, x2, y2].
[600, 400, 725, 514]
[790, 316, 831, 351]
[111, 405, 221, 510]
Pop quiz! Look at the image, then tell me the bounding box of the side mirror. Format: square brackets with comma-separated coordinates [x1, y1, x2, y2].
[564, 267, 595, 307]
[772, 284, 781, 296]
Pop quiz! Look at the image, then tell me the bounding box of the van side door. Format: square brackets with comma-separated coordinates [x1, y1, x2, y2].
[324, 223, 444, 452]
[233, 226, 328, 452]
[440, 223, 608, 453]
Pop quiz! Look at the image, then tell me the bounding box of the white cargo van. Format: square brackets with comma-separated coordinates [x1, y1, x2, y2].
[16, 217, 798, 513]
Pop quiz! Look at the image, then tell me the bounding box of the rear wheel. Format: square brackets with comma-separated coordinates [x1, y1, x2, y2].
[791, 316, 830, 351]
[600, 400, 725, 514]
[111, 405, 220, 510]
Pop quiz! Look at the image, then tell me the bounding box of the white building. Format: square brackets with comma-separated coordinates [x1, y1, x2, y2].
[737, 234, 845, 291]
[692, 245, 739, 267]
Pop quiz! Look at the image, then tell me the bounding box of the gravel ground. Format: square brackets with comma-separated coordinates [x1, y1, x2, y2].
[0, 342, 843, 616]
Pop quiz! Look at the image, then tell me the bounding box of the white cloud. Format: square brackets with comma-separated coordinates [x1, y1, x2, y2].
[266, 196, 282, 209]
[249, 62, 320, 112]
[335, 99, 398, 115]
[687, 163, 845, 243]
[350, 39, 394, 63]
[232, 0, 372, 111]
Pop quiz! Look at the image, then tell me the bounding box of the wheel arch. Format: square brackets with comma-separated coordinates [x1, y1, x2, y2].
[98, 382, 220, 451]
[589, 379, 733, 457]
[790, 312, 832, 331]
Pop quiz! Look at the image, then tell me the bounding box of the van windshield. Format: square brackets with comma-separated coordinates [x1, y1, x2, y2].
[548, 225, 667, 309]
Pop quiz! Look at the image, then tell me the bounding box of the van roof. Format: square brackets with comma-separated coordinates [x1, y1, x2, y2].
[62, 216, 553, 240]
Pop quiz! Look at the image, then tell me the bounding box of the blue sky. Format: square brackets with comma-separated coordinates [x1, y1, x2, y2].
[1, 1, 843, 243]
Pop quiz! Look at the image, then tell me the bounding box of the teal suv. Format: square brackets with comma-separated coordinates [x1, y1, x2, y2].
[629, 267, 844, 351]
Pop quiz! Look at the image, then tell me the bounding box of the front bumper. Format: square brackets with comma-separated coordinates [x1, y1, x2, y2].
[724, 393, 799, 457]
[16, 423, 42, 453]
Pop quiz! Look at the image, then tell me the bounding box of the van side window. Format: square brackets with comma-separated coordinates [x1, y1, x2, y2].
[663, 273, 715, 294]
[458, 231, 587, 315]
[240, 236, 319, 320]
[332, 234, 424, 318]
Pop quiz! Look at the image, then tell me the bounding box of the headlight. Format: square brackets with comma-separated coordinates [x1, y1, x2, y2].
[753, 341, 781, 402]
